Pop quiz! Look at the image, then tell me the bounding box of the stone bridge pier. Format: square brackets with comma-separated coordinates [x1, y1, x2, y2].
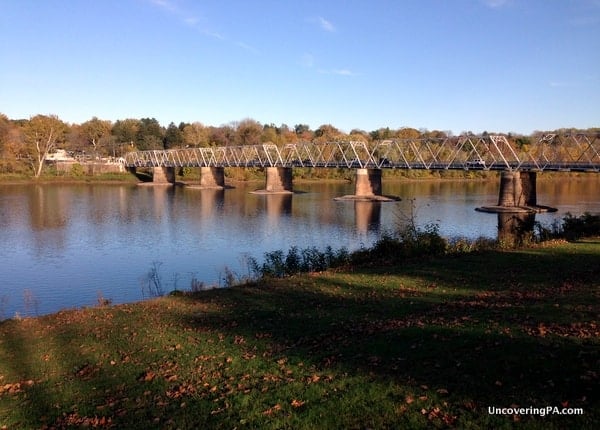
[335, 169, 399, 202]
[152, 167, 176, 184]
[252, 167, 293, 194]
[199, 167, 225, 189]
[477, 171, 556, 213]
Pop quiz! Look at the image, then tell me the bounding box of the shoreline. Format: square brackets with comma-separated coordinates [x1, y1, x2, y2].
[1, 170, 597, 187]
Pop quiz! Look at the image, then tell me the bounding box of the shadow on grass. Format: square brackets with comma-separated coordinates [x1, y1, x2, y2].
[1, 245, 598, 428]
[162, 246, 599, 426]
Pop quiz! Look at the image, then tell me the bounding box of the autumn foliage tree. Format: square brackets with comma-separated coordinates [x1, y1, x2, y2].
[235, 118, 263, 146]
[0, 114, 15, 172]
[22, 115, 67, 177]
[182, 122, 209, 147]
[80, 117, 112, 157]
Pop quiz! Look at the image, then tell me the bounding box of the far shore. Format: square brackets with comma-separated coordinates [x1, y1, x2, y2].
[1, 170, 597, 187]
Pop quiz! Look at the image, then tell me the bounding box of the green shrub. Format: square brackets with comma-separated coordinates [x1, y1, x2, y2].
[257, 246, 350, 278]
[70, 163, 85, 177]
[561, 212, 600, 240]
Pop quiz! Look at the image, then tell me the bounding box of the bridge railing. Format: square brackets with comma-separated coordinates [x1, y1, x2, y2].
[122, 134, 600, 172]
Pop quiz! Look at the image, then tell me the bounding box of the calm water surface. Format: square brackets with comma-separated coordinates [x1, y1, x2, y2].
[1, 177, 599, 318]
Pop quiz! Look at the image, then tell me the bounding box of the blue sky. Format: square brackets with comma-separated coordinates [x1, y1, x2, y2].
[1, 0, 599, 134]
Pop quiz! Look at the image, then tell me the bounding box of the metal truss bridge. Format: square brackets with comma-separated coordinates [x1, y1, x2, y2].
[123, 133, 600, 172]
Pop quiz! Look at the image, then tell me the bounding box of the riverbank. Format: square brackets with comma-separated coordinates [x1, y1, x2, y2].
[2, 169, 597, 187]
[1, 239, 598, 429]
[0, 172, 140, 185]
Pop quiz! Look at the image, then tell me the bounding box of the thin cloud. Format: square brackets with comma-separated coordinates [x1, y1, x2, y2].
[549, 81, 578, 88]
[482, 0, 509, 8]
[300, 53, 315, 68]
[203, 29, 225, 40]
[318, 68, 358, 76]
[149, 0, 200, 26]
[236, 41, 259, 54]
[147, 0, 222, 40]
[150, 0, 178, 13]
[317, 16, 336, 32]
[184, 17, 199, 26]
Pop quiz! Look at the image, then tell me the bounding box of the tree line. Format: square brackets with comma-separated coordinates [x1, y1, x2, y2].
[0, 112, 597, 178]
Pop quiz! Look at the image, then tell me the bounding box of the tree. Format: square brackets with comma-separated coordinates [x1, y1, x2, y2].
[314, 124, 341, 143]
[349, 129, 370, 142]
[281, 124, 299, 143]
[396, 127, 421, 139]
[112, 119, 140, 147]
[422, 129, 448, 139]
[209, 125, 235, 146]
[22, 115, 67, 177]
[80, 117, 112, 156]
[137, 118, 164, 150]
[163, 122, 184, 149]
[235, 118, 263, 146]
[261, 124, 279, 144]
[0, 114, 23, 173]
[0, 113, 10, 154]
[294, 124, 310, 135]
[182, 122, 209, 147]
[370, 127, 393, 141]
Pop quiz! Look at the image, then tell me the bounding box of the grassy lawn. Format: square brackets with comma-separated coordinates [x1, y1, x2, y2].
[0, 240, 598, 429]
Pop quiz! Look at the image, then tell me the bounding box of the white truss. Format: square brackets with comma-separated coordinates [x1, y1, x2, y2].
[122, 134, 600, 172]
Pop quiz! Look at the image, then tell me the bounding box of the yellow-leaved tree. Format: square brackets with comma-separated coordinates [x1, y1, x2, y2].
[22, 114, 67, 178]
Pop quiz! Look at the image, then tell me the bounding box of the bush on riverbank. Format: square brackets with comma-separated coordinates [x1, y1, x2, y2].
[561, 212, 600, 240]
[136, 211, 600, 296]
[246, 212, 600, 284]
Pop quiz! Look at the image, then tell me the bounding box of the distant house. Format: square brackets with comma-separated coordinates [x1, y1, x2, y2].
[45, 149, 125, 174]
[46, 149, 76, 162]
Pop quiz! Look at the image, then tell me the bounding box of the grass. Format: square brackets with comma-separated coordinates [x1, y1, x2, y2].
[0, 172, 139, 184]
[0, 239, 599, 429]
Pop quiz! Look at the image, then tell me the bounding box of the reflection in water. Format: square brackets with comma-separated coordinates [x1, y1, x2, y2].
[0, 177, 598, 319]
[27, 185, 69, 253]
[29, 185, 68, 230]
[354, 201, 381, 234]
[265, 194, 293, 219]
[497, 213, 536, 246]
[197, 189, 225, 218]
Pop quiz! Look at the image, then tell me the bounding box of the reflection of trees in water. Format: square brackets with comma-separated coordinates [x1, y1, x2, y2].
[497, 213, 536, 246]
[0, 295, 8, 320]
[23, 289, 39, 317]
[28, 185, 68, 230]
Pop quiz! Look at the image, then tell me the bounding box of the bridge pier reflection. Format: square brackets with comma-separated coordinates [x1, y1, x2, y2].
[477, 171, 556, 213]
[354, 201, 381, 234]
[198, 189, 225, 218]
[265, 194, 293, 219]
[497, 212, 536, 246]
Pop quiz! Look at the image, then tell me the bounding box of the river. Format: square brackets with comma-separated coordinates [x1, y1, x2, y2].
[1, 176, 599, 319]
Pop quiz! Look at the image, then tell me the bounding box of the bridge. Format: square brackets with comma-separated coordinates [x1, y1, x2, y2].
[123, 133, 600, 212]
